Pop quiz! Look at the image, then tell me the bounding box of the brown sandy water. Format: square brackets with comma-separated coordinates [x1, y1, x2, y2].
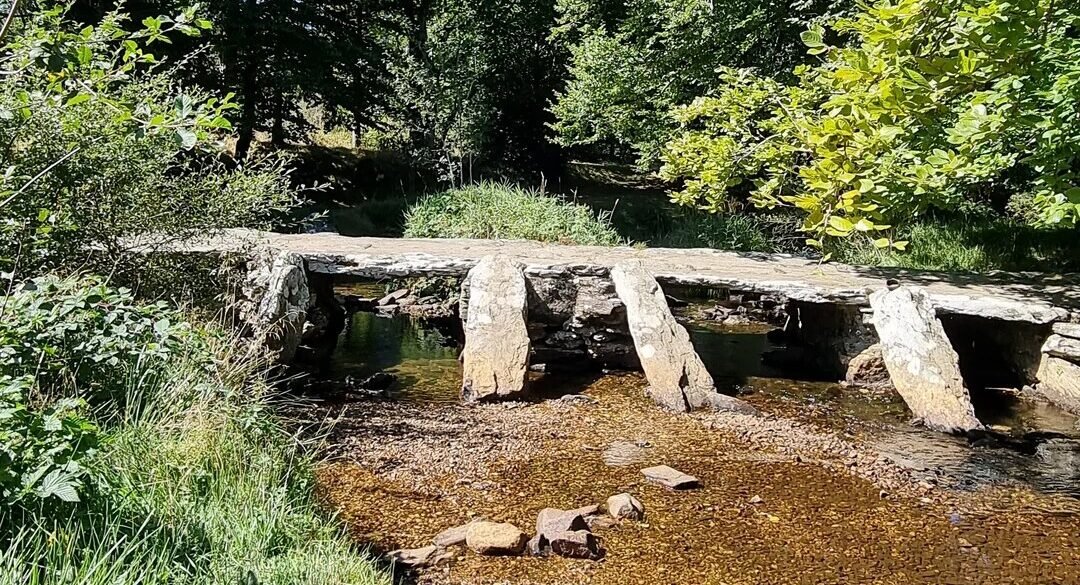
[307, 306, 1080, 584]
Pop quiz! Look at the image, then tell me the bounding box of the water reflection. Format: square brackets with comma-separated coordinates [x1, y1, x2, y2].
[330, 311, 463, 402]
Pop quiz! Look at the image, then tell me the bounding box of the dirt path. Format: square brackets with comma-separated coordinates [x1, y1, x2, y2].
[310, 374, 1080, 585]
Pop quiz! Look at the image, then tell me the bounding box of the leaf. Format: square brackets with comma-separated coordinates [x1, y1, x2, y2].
[65, 93, 92, 107]
[176, 128, 197, 150]
[36, 469, 81, 503]
[873, 238, 891, 249]
[828, 216, 854, 233]
[801, 26, 825, 49]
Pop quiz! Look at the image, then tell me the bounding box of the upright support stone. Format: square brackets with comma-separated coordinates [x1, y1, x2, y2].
[239, 250, 311, 363]
[869, 286, 982, 433]
[611, 261, 753, 413]
[461, 255, 530, 401]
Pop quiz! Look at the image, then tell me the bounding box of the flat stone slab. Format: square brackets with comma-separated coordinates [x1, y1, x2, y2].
[641, 465, 701, 490]
[167, 229, 1079, 324]
[870, 286, 983, 433]
[1044, 334, 1080, 363]
[460, 255, 530, 401]
[612, 261, 754, 413]
[1053, 322, 1080, 340]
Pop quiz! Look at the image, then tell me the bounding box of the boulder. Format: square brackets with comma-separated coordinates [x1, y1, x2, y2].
[460, 256, 531, 401]
[611, 261, 754, 414]
[388, 545, 452, 569]
[549, 530, 603, 560]
[536, 508, 589, 539]
[845, 344, 893, 389]
[606, 493, 644, 521]
[641, 465, 701, 490]
[869, 286, 983, 433]
[465, 522, 529, 556]
[526, 534, 550, 557]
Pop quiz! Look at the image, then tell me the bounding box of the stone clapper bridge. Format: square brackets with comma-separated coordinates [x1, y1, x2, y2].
[184, 229, 1080, 435]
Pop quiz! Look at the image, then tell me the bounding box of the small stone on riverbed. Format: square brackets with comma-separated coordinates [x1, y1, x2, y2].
[388, 545, 453, 568]
[607, 493, 645, 521]
[465, 522, 529, 556]
[434, 519, 483, 547]
[536, 508, 589, 538]
[549, 530, 603, 560]
[641, 465, 701, 490]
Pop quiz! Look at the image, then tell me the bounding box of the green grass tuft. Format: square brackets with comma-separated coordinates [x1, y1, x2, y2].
[403, 182, 623, 246]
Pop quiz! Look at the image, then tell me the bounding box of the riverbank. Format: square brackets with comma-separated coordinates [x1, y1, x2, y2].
[311, 373, 1080, 585]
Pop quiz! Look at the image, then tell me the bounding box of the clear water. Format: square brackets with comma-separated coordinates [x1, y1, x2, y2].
[320, 294, 1080, 496]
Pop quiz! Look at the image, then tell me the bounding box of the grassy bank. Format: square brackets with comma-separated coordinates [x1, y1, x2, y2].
[0, 277, 390, 585]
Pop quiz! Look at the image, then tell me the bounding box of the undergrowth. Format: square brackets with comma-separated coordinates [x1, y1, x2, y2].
[0, 276, 391, 585]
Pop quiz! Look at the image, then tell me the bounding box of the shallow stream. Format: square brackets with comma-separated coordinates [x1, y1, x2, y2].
[314, 285, 1080, 498]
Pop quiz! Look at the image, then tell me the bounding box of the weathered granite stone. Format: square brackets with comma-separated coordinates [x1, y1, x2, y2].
[611, 261, 754, 414]
[1036, 356, 1080, 414]
[526, 534, 550, 557]
[549, 530, 602, 560]
[569, 504, 601, 518]
[536, 508, 589, 539]
[240, 251, 310, 363]
[869, 286, 983, 433]
[464, 522, 529, 556]
[388, 545, 452, 568]
[641, 465, 701, 490]
[1052, 322, 1080, 340]
[433, 519, 483, 547]
[606, 493, 644, 521]
[1043, 334, 1080, 363]
[845, 344, 892, 389]
[460, 256, 530, 401]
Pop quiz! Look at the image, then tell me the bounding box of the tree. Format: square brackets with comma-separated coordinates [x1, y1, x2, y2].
[661, 0, 1080, 247]
[0, 4, 294, 276]
[549, 0, 848, 167]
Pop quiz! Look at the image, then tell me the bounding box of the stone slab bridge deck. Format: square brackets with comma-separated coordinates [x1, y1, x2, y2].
[183, 229, 1079, 324]
[172, 229, 1080, 425]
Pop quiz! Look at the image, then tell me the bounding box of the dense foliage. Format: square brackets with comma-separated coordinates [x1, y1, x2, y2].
[661, 0, 1080, 246]
[549, 0, 847, 166]
[404, 182, 622, 245]
[0, 277, 390, 584]
[0, 5, 294, 276]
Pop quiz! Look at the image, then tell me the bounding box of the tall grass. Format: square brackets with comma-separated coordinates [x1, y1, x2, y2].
[403, 182, 623, 245]
[0, 295, 391, 585]
[831, 218, 1080, 272]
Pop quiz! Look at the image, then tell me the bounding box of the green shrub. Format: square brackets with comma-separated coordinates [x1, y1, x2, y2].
[0, 6, 296, 277]
[404, 182, 623, 245]
[0, 278, 391, 584]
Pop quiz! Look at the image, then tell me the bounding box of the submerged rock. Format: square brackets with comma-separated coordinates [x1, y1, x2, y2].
[388, 545, 452, 568]
[606, 493, 645, 521]
[536, 508, 589, 539]
[434, 519, 483, 548]
[641, 465, 701, 490]
[549, 530, 603, 560]
[465, 522, 529, 556]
